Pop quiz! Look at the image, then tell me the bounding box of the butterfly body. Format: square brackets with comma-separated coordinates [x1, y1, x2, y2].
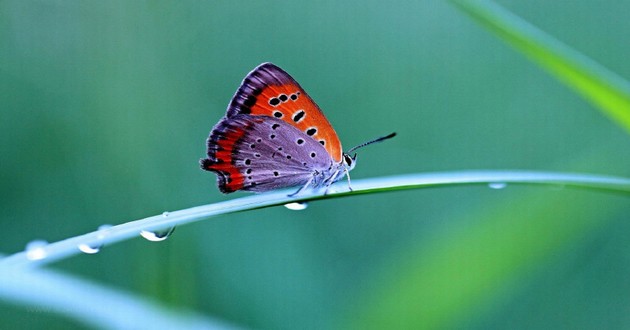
[201, 63, 355, 194]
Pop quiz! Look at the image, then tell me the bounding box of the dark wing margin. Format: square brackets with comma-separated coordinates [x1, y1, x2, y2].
[200, 116, 252, 193]
[226, 62, 300, 117]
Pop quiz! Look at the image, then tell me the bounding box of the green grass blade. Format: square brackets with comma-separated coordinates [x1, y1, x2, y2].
[1, 170, 629, 269]
[0, 266, 238, 330]
[450, 0, 630, 134]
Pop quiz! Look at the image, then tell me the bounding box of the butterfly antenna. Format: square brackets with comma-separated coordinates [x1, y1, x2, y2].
[347, 132, 396, 154]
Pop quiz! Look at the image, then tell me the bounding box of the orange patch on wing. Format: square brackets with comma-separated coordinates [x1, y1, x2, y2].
[249, 83, 343, 162]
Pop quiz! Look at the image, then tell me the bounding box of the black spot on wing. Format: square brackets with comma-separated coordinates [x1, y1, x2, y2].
[292, 110, 305, 122]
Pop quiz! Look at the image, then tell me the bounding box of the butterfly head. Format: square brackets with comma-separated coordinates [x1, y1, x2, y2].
[342, 152, 357, 171]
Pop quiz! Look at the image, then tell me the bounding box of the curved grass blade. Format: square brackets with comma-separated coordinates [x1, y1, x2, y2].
[0, 265, 239, 330]
[1, 170, 630, 270]
[449, 0, 630, 134]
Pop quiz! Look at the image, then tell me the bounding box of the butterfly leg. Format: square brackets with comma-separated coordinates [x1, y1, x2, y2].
[322, 169, 342, 195]
[288, 174, 315, 197]
[343, 166, 353, 192]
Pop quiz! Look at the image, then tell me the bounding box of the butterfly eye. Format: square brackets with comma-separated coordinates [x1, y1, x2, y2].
[343, 154, 353, 166]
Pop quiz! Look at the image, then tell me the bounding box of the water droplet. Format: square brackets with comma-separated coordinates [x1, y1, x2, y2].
[98, 224, 113, 231]
[284, 202, 309, 211]
[78, 243, 101, 254]
[77, 224, 111, 254]
[96, 224, 112, 240]
[140, 226, 176, 242]
[488, 182, 507, 190]
[25, 240, 48, 260]
[162, 211, 170, 217]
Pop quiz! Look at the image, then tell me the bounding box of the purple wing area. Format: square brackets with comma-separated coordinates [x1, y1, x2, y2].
[227, 114, 334, 192]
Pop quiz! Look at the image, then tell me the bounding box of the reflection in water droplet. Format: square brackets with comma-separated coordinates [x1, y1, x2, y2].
[140, 226, 176, 242]
[284, 202, 309, 211]
[488, 182, 508, 190]
[78, 243, 101, 254]
[25, 240, 48, 260]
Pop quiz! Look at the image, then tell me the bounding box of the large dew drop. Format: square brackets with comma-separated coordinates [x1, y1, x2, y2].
[77, 224, 112, 254]
[284, 202, 309, 211]
[78, 243, 101, 254]
[140, 226, 176, 242]
[25, 240, 48, 260]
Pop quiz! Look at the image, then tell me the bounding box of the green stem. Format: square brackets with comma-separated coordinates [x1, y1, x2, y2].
[2, 170, 629, 269]
[0, 266, 237, 329]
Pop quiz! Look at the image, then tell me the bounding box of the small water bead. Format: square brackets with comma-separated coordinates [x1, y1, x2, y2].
[25, 240, 48, 260]
[488, 182, 508, 190]
[284, 202, 309, 211]
[162, 211, 170, 217]
[140, 226, 176, 242]
[96, 224, 113, 239]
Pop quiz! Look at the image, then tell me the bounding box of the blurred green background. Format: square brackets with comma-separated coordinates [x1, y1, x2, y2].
[2, 0, 630, 329]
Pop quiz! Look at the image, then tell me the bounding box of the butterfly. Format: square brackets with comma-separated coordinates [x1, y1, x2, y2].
[200, 62, 395, 195]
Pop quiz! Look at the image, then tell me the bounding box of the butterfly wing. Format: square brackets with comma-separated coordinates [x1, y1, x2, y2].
[226, 62, 343, 163]
[201, 114, 333, 193]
